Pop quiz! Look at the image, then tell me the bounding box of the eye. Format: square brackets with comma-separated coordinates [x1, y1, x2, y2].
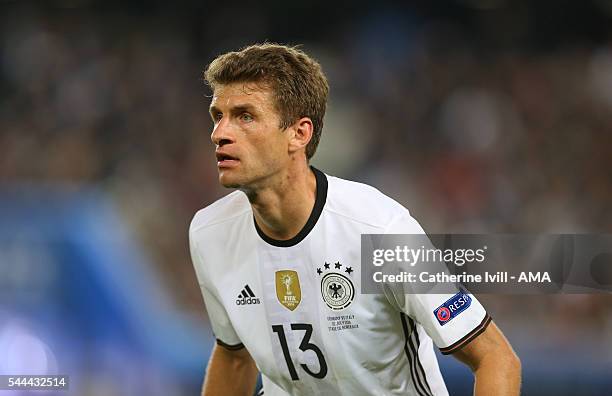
[212, 112, 223, 122]
[240, 113, 253, 122]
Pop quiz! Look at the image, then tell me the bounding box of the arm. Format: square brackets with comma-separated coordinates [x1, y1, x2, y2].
[452, 321, 521, 396]
[202, 344, 259, 396]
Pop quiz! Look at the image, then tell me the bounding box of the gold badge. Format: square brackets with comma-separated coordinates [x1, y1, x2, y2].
[275, 270, 301, 311]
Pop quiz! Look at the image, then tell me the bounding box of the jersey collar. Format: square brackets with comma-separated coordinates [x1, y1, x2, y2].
[254, 166, 328, 248]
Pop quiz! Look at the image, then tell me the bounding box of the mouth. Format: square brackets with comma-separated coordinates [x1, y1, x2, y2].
[216, 152, 239, 168]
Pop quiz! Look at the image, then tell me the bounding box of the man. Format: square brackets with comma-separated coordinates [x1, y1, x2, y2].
[189, 43, 521, 395]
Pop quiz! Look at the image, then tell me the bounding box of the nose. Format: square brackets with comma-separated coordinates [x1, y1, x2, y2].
[211, 118, 235, 147]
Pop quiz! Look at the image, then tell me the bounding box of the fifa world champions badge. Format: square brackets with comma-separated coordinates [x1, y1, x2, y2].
[275, 270, 302, 311]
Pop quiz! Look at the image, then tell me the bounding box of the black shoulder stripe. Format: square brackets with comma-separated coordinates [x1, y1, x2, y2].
[409, 319, 433, 395]
[439, 313, 492, 355]
[400, 314, 432, 396]
[216, 338, 245, 351]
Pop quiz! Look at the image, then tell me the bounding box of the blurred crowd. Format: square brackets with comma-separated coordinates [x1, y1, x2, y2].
[1, 3, 611, 359]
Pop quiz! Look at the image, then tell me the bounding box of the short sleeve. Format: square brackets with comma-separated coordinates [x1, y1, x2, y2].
[382, 211, 491, 355]
[189, 232, 243, 349]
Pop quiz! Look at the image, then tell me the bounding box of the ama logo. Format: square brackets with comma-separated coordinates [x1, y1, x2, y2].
[433, 291, 472, 326]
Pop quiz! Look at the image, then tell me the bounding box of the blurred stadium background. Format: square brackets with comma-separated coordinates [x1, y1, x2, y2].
[1, 0, 611, 395]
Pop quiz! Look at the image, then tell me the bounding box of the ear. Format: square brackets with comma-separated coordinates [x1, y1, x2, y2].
[287, 117, 314, 155]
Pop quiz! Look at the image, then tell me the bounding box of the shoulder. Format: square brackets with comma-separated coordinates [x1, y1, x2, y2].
[324, 173, 413, 230]
[189, 190, 251, 236]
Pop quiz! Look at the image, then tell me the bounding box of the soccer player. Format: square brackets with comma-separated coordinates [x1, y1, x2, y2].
[189, 43, 521, 395]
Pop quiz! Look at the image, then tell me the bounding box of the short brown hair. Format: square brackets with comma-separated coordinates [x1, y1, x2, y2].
[204, 43, 329, 159]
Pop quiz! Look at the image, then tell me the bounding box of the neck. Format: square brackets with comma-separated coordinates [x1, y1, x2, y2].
[247, 163, 317, 241]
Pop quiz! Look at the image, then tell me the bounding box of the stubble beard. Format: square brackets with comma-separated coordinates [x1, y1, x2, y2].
[218, 171, 242, 189]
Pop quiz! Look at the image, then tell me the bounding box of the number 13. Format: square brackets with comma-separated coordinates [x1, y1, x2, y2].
[272, 323, 328, 380]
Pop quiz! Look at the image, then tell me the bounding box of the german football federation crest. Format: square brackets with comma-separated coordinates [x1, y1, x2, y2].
[275, 270, 302, 311]
[317, 261, 355, 311]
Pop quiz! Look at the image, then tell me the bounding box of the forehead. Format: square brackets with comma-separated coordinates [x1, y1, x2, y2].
[210, 82, 274, 110]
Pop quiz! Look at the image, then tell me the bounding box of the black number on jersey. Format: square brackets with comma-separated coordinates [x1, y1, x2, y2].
[271, 323, 328, 381]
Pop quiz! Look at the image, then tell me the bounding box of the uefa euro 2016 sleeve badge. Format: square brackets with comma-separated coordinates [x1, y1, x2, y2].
[275, 270, 302, 311]
[317, 261, 355, 310]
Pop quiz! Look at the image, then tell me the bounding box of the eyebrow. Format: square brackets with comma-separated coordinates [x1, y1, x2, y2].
[209, 104, 258, 117]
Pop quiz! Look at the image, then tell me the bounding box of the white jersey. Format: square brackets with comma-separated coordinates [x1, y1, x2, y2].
[190, 168, 490, 396]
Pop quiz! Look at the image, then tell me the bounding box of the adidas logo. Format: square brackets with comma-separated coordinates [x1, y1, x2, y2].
[236, 284, 261, 305]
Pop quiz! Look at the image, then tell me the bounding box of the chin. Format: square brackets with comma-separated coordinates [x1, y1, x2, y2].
[218, 171, 244, 189]
[217, 167, 267, 190]
[218, 176, 240, 189]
